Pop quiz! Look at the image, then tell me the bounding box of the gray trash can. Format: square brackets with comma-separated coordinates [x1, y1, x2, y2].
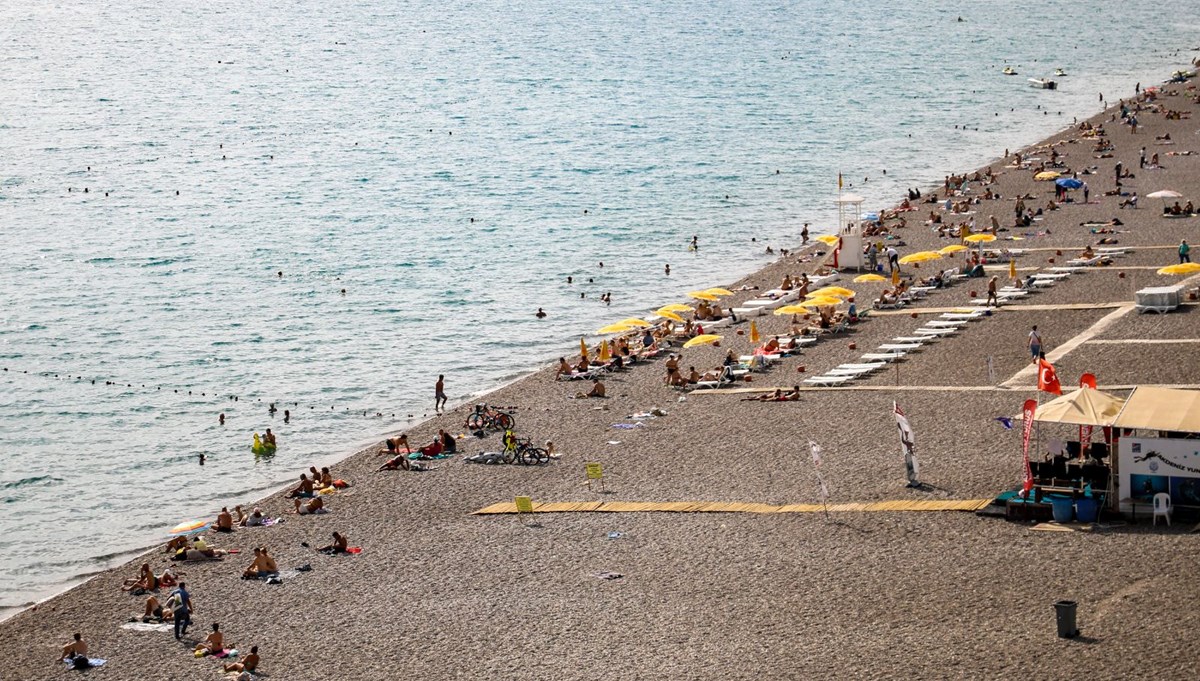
[1054, 600, 1078, 638]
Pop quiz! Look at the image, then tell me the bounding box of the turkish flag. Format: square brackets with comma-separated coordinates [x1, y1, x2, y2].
[1037, 359, 1063, 395]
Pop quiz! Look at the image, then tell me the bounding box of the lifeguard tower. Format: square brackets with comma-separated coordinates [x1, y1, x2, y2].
[832, 192, 865, 270]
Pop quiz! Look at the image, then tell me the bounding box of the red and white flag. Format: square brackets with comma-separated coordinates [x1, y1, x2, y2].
[1037, 358, 1062, 395]
[1020, 398, 1037, 497]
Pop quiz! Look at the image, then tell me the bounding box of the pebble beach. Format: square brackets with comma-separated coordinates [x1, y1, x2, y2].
[4, 75, 1200, 680]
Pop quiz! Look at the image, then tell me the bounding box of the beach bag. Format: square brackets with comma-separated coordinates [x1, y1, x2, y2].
[71, 655, 91, 670]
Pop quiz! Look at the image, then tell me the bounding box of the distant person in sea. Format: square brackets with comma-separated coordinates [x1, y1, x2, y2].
[801, 223, 810, 243]
[434, 374, 447, 413]
[691, 235, 699, 250]
[223, 646, 259, 675]
[535, 307, 547, 318]
[284, 409, 290, 423]
[664, 264, 670, 275]
[264, 428, 276, 447]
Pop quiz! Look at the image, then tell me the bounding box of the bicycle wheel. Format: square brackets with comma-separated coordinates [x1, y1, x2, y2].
[502, 447, 516, 464]
[526, 447, 549, 465]
[495, 412, 515, 430]
[466, 413, 485, 430]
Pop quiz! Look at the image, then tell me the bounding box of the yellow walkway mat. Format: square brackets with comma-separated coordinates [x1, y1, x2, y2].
[473, 498, 992, 515]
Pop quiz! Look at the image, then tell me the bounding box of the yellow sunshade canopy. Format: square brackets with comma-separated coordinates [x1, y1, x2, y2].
[853, 273, 886, 283]
[682, 334, 722, 348]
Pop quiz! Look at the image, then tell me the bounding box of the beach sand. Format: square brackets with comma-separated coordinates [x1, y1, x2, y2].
[5, 79, 1200, 679]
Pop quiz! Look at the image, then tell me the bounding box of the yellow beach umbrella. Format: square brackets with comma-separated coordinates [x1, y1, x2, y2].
[964, 233, 996, 244]
[579, 337, 588, 359]
[811, 286, 854, 298]
[1034, 171, 1061, 181]
[704, 287, 734, 297]
[853, 273, 887, 283]
[687, 291, 719, 301]
[891, 269, 901, 286]
[774, 304, 812, 316]
[598, 340, 611, 362]
[815, 235, 841, 246]
[617, 318, 651, 328]
[1008, 259, 1018, 280]
[655, 309, 686, 323]
[1158, 262, 1200, 275]
[659, 303, 694, 313]
[898, 251, 942, 265]
[597, 322, 636, 334]
[939, 244, 968, 255]
[749, 320, 760, 343]
[802, 296, 845, 307]
[682, 334, 722, 349]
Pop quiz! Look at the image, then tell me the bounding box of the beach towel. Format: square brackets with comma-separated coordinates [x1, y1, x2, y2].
[64, 657, 106, 669]
[407, 452, 452, 460]
[121, 621, 174, 633]
[611, 423, 644, 430]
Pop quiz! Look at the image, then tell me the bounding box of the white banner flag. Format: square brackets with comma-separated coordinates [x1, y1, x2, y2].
[809, 441, 823, 468]
[893, 401, 921, 487]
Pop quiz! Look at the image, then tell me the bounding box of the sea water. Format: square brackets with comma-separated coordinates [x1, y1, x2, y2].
[0, 0, 1190, 613]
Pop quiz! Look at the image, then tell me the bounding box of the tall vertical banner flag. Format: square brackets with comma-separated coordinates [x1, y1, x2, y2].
[1020, 399, 1037, 497]
[1078, 373, 1096, 454]
[809, 441, 830, 518]
[893, 402, 920, 487]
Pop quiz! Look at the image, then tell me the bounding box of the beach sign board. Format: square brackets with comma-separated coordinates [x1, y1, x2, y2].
[1119, 437, 1200, 514]
[514, 495, 533, 514]
[585, 462, 605, 491]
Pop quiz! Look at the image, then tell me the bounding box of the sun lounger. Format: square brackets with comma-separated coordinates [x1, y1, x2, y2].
[909, 286, 937, 296]
[731, 306, 765, 317]
[926, 320, 968, 328]
[892, 336, 930, 343]
[809, 273, 840, 286]
[803, 375, 854, 386]
[1064, 256, 1108, 267]
[940, 312, 986, 321]
[914, 327, 958, 337]
[860, 352, 906, 362]
[1034, 272, 1071, 280]
[879, 343, 923, 351]
[693, 367, 734, 390]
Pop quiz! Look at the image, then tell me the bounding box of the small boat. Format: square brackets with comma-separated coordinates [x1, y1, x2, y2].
[1002, 66, 1018, 76]
[1054, 68, 1067, 77]
[1028, 78, 1058, 90]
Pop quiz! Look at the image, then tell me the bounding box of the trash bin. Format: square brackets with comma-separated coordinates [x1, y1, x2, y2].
[1049, 495, 1074, 523]
[1075, 497, 1099, 523]
[1054, 600, 1078, 638]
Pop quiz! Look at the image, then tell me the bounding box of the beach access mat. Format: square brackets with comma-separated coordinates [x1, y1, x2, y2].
[472, 499, 991, 515]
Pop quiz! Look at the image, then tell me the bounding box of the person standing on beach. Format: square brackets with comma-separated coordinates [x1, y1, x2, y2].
[801, 223, 810, 244]
[986, 276, 999, 307]
[886, 246, 899, 273]
[1139, 147, 1146, 169]
[1082, 182, 1089, 203]
[1180, 240, 1191, 264]
[867, 242, 878, 272]
[1028, 326, 1042, 363]
[172, 582, 192, 640]
[435, 375, 447, 413]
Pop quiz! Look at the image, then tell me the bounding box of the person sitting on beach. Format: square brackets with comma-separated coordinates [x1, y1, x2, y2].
[242, 547, 279, 580]
[439, 429, 457, 454]
[759, 337, 780, 354]
[195, 623, 224, 655]
[157, 567, 178, 588]
[186, 535, 222, 561]
[780, 274, 794, 290]
[784, 385, 802, 400]
[122, 562, 158, 592]
[142, 594, 176, 622]
[318, 532, 348, 555]
[723, 351, 736, 367]
[294, 496, 325, 515]
[581, 379, 606, 398]
[223, 646, 259, 675]
[556, 357, 571, 377]
[1118, 193, 1138, 209]
[287, 474, 315, 499]
[1168, 201, 1183, 215]
[214, 507, 235, 533]
[574, 356, 590, 373]
[665, 367, 687, 387]
[59, 633, 88, 667]
[687, 366, 702, 384]
[418, 437, 444, 458]
[1081, 245, 1095, 260]
[317, 467, 334, 488]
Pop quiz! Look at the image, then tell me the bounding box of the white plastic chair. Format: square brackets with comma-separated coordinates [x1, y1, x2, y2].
[1152, 492, 1172, 526]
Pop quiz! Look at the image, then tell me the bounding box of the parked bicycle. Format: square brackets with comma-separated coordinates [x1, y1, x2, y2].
[465, 403, 515, 432]
[502, 430, 549, 466]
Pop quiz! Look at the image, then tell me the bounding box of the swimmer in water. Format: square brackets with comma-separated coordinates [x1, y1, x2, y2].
[284, 409, 290, 423]
[219, 413, 225, 425]
[535, 308, 547, 318]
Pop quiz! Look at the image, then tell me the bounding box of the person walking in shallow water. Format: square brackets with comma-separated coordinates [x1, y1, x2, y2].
[434, 375, 447, 413]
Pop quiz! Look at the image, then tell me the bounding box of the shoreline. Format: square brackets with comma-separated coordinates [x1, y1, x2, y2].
[5, 63, 1200, 678]
[1, 64, 1183, 620]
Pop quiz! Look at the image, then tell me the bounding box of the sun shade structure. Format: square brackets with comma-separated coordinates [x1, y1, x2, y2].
[655, 310, 686, 323]
[810, 286, 855, 298]
[597, 322, 636, 334]
[964, 233, 997, 244]
[801, 296, 845, 306]
[774, 304, 812, 315]
[939, 244, 968, 255]
[659, 304, 694, 313]
[1157, 263, 1200, 275]
[704, 288, 734, 297]
[171, 520, 209, 534]
[687, 291, 719, 301]
[815, 235, 841, 246]
[617, 318, 651, 328]
[1034, 171, 1061, 181]
[682, 334, 722, 348]
[1032, 387, 1127, 426]
[1113, 387, 1200, 432]
[853, 273, 887, 283]
[1146, 190, 1184, 199]
[898, 251, 942, 264]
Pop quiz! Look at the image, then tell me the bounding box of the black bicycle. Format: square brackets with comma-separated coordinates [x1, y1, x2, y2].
[465, 403, 515, 431]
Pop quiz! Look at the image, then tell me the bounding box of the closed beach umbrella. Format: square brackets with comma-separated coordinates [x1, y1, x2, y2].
[171, 519, 209, 535]
[687, 291, 719, 301]
[854, 273, 887, 283]
[655, 309, 686, 323]
[815, 235, 841, 246]
[898, 251, 942, 264]
[939, 244, 968, 255]
[1009, 259, 1018, 280]
[617, 318, 651, 328]
[1055, 178, 1083, 190]
[964, 234, 996, 244]
[1157, 263, 1200, 275]
[704, 287, 734, 297]
[683, 334, 722, 348]
[891, 268, 901, 286]
[750, 321, 760, 343]
[598, 340, 611, 362]
[659, 303, 694, 313]
[774, 304, 812, 315]
[580, 337, 588, 359]
[1034, 171, 1061, 181]
[597, 322, 636, 334]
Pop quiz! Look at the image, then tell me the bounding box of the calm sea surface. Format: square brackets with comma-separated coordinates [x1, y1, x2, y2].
[0, 0, 1191, 612]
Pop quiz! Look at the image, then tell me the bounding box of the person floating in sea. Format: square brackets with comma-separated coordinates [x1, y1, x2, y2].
[690, 235, 699, 251]
[536, 307, 547, 318]
[218, 413, 225, 425]
[664, 264, 670, 275]
[284, 409, 290, 423]
[264, 428, 276, 448]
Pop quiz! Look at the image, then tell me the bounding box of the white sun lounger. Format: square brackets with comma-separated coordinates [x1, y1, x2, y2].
[827, 364, 885, 376]
[1034, 272, 1071, 280]
[940, 312, 986, 322]
[731, 306, 765, 317]
[861, 352, 906, 362]
[892, 336, 930, 343]
[1049, 266, 1087, 273]
[879, 343, 923, 351]
[803, 375, 854, 386]
[914, 327, 958, 337]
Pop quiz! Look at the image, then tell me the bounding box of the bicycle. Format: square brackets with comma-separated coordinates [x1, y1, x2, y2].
[501, 430, 549, 466]
[465, 403, 515, 432]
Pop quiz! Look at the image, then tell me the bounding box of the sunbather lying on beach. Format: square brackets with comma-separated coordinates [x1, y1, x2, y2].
[142, 594, 177, 622]
[195, 623, 224, 655]
[418, 437, 444, 458]
[223, 645, 259, 674]
[122, 563, 157, 592]
[184, 536, 223, 561]
[294, 496, 325, 515]
[377, 453, 411, 471]
[317, 531, 348, 554]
